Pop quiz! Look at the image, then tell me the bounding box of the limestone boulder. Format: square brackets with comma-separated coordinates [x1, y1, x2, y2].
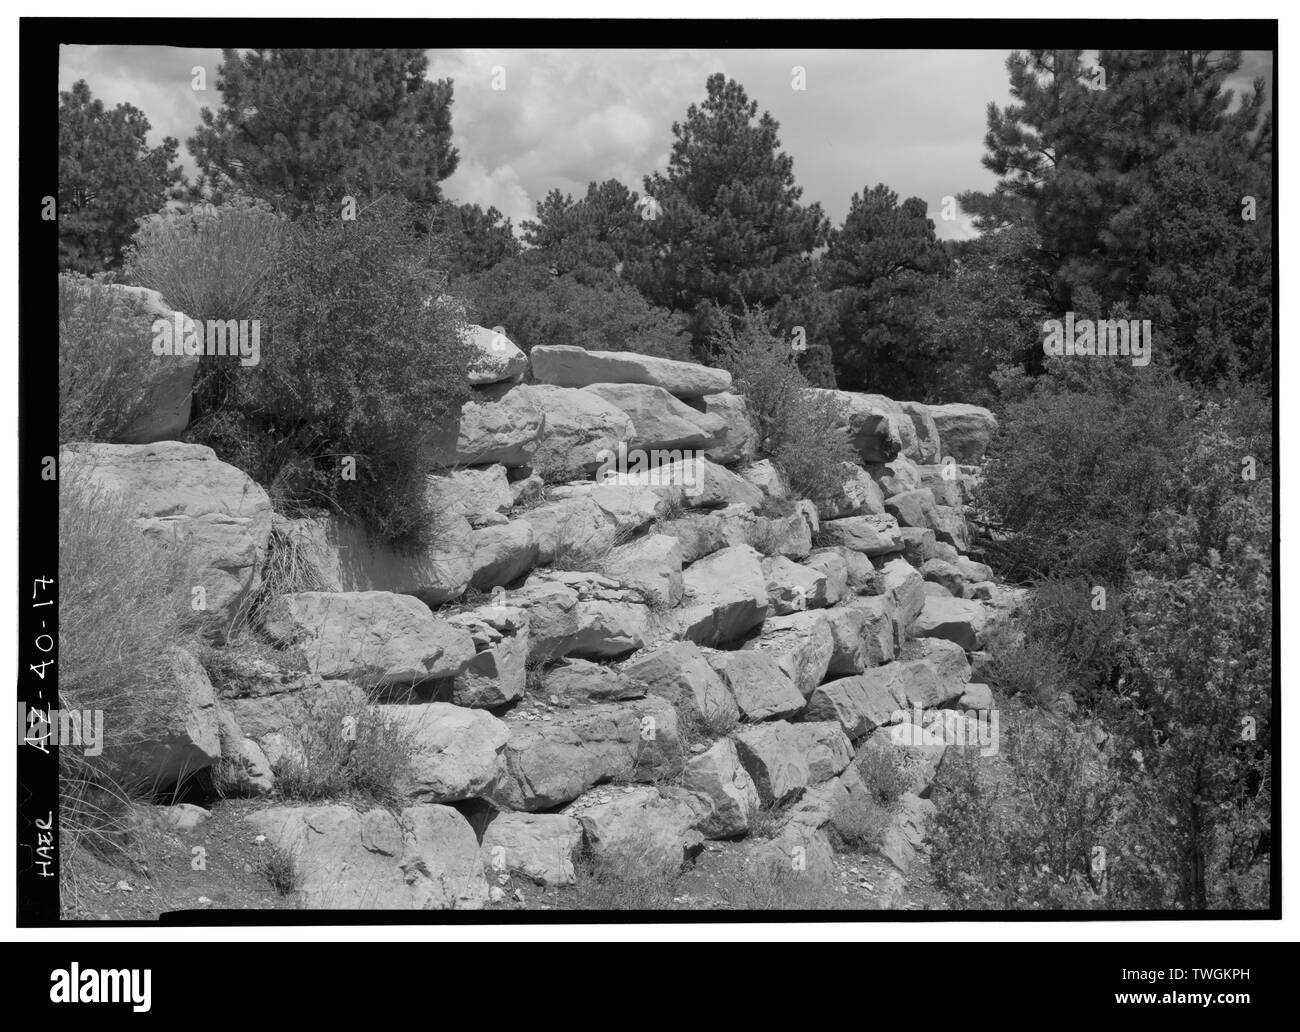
[927, 403, 997, 464]
[244, 804, 488, 909]
[530, 344, 731, 397]
[61, 442, 272, 627]
[262, 591, 475, 686]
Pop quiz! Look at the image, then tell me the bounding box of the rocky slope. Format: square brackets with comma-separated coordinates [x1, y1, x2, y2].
[66, 327, 1016, 911]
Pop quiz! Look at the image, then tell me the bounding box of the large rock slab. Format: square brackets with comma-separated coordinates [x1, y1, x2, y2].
[732, 722, 812, 806]
[566, 786, 705, 876]
[380, 702, 509, 802]
[489, 699, 680, 811]
[678, 545, 770, 645]
[584, 382, 728, 452]
[272, 510, 475, 607]
[683, 739, 761, 838]
[802, 674, 901, 740]
[65, 281, 201, 443]
[531, 344, 731, 398]
[926, 403, 997, 464]
[481, 812, 583, 887]
[263, 591, 475, 686]
[620, 641, 739, 728]
[602, 533, 684, 607]
[244, 803, 488, 909]
[425, 465, 514, 528]
[464, 323, 528, 385]
[884, 488, 939, 531]
[446, 604, 529, 708]
[898, 401, 942, 464]
[818, 514, 904, 556]
[815, 462, 887, 518]
[509, 383, 634, 478]
[707, 651, 806, 722]
[823, 596, 895, 675]
[423, 384, 546, 468]
[695, 392, 757, 464]
[813, 390, 905, 463]
[740, 610, 834, 698]
[913, 596, 991, 651]
[61, 442, 272, 626]
[469, 521, 538, 590]
[881, 557, 926, 645]
[106, 647, 221, 793]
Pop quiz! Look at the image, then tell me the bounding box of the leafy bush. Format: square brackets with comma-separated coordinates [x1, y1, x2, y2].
[58, 274, 161, 442]
[710, 304, 856, 505]
[974, 363, 1192, 584]
[930, 709, 1126, 910]
[455, 255, 692, 360]
[191, 196, 472, 545]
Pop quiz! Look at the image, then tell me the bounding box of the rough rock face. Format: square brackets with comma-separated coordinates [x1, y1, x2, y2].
[912, 596, 991, 651]
[107, 647, 222, 793]
[926, 403, 997, 464]
[530, 344, 732, 397]
[678, 544, 771, 645]
[566, 786, 706, 876]
[244, 804, 488, 909]
[602, 533, 684, 607]
[816, 463, 886, 518]
[463, 324, 528, 385]
[733, 721, 812, 806]
[61, 442, 272, 627]
[696, 392, 758, 464]
[898, 401, 942, 464]
[584, 382, 729, 452]
[620, 641, 739, 727]
[446, 605, 529, 708]
[707, 651, 806, 722]
[272, 510, 476, 607]
[489, 698, 681, 811]
[884, 488, 939, 531]
[75, 282, 201, 444]
[263, 591, 475, 685]
[803, 674, 901, 740]
[424, 386, 546, 468]
[470, 521, 538, 589]
[683, 739, 762, 838]
[763, 555, 829, 614]
[740, 610, 835, 698]
[380, 702, 509, 802]
[880, 557, 927, 644]
[481, 812, 584, 887]
[426, 465, 514, 527]
[818, 514, 904, 556]
[511, 383, 634, 476]
[814, 390, 905, 463]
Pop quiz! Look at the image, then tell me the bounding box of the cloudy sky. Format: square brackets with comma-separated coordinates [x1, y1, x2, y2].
[58, 46, 1273, 241]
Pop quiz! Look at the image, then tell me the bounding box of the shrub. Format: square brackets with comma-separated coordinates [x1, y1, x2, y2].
[58, 274, 160, 442]
[854, 746, 907, 809]
[271, 689, 417, 807]
[191, 196, 473, 545]
[710, 304, 856, 505]
[58, 473, 198, 894]
[930, 710, 1125, 910]
[124, 198, 286, 420]
[974, 363, 1192, 584]
[455, 255, 693, 360]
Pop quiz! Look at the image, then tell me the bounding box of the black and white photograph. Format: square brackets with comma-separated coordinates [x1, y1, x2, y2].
[9, 6, 1287, 967]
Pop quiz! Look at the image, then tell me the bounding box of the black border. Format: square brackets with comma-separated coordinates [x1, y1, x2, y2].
[19, 17, 1280, 928]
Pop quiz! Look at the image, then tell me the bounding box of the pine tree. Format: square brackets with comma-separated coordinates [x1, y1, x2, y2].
[188, 49, 459, 215]
[630, 74, 829, 350]
[822, 185, 947, 395]
[521, 179, 645, 284]
[57, 80, 182, 273]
